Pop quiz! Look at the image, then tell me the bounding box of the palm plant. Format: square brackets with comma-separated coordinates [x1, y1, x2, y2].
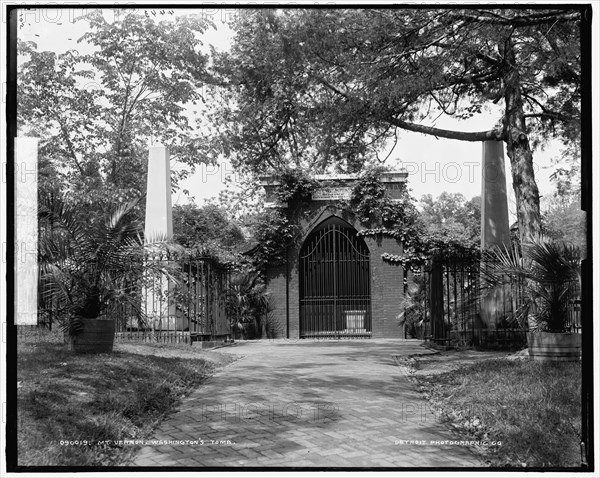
[38, 193, 176, 337]
[226, 271, 270, 339]
[480, 236, 581, 333]
[397, 274, 428, 338]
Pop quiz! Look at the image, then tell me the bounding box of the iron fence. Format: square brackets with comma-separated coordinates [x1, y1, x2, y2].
[38, 251, 232, 345]
[407, 254, 581, 349]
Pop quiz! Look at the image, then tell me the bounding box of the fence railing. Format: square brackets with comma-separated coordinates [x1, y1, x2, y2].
[407, 254, 581, 349]
[38, 251, 232, 345]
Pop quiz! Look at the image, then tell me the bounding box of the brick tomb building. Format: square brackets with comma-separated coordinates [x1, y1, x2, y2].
[259, 171, 410, 340]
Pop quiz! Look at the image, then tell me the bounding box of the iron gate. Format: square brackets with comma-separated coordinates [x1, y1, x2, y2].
[299, 220, 371, 338]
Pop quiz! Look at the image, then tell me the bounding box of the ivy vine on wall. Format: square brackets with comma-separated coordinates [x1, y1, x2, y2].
[344, 166, 426, 269]
[249, 168, 318, 272]
[249, 165, 479, 274]
[274, 169, 319, 204]
[346, 166, 479, 270]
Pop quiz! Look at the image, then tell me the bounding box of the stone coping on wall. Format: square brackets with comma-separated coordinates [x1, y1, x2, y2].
[260, 169, 409, 207]
[259, 169, 408, 186]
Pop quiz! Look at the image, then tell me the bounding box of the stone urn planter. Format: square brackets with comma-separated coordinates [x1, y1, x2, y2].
[527, 332, 581, 362]
[65, 318, 116, 354]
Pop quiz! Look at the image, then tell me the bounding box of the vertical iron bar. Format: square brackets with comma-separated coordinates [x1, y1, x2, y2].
[453, 261, 457, 341]
[350, 233, 356, 334]
[318, 228, 322, 336]
[333, 225, 337, 336]
[187, 254, 191, 340]
[301, 248, 304, 337]
[304, 245, 308, 337]
[315, 230, 319, 336]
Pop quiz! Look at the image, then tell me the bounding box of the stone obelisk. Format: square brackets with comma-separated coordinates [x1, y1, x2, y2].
[480, 141, 511, 328]
[481, 141, 511, 249]
[143, 146, 180, 331]
[144, 146, 173, 243]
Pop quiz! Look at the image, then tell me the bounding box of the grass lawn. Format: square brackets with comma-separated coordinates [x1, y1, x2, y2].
[413, 356, 582, 468]
[17, 333, 236, 467]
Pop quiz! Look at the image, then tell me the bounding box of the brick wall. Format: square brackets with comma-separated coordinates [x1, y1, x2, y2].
[287, 251, 300, 339]
[265, 203, 406, 339]
[265, 263, 288, 337]
[367, 236, 405, 338]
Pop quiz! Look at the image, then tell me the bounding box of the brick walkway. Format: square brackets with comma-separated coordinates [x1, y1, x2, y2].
[130, 339, 483, 468]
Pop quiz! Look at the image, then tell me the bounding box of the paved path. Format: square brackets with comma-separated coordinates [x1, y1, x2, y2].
[131, 339, 483, 468]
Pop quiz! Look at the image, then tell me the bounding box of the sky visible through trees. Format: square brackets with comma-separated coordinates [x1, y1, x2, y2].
[16, 6, 578, 222]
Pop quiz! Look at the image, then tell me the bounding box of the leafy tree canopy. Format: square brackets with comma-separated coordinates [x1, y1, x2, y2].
[419, 192, 481, 244]
[18, 11, 214, 217]
[172, 203, 246, 252]
[210, 7, 583, 243]
[541, 199, 585, 253]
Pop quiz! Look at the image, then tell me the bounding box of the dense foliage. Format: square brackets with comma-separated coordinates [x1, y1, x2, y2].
[38, 193, 178, 335]
[542, 144, 585, 252]
[210, 8, 584, 244]
[172, 203, 246, 252]
[226, 271, 273, 339]
[244, 168, 319, 272]
[18, 11, 214, 218]
[419, 193, 481, 244]
[274, 168, 319, 204]
[347, 168, 480, 270]
[480, 237, 581, 332]
[247, 208, 298, 272]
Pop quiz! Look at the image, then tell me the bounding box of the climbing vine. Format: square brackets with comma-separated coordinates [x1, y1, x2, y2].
[249, 208, 297, 272]
[348, 166, 420, 233]
[249, 165, 479, 274]
[348, 167, 389, 227]
[249, 168, 318, 272]
[347, 166, 479, 270]
[345, 166, 426, 269]
[274, 168, 319, 205]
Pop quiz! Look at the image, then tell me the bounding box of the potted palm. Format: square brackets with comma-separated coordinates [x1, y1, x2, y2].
[480, 236, 582, 362]
[39, 193, 175, 353]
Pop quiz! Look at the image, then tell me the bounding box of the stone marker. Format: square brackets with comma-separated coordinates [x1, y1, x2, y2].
[480, 140, 512, 328]
[15, 137, 38, 325]
[143, 146, 180, 330]
[481, 141, 511, 249]
[144, 145, 173, 242]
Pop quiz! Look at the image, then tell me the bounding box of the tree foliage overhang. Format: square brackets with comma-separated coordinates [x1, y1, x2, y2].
[209, 7, 585, 246]
[18, 11, 215, 213]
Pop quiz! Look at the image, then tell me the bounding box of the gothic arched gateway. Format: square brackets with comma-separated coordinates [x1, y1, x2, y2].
[299, 217, 371, 338]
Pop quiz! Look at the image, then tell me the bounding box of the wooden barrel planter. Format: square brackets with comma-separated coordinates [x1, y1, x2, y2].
[66, 318, 116, 353]
[527, 332, 581, 362]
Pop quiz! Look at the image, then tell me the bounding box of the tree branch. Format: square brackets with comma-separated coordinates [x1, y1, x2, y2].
[524, 112, 570, 121]
[387, 117, 505, 142]
[475, 52, 502, 67]
[448, 10, 580, 27]
[55, 117, 86, 176]
[521, 92, 573, 122]
[314, 71, 506, 142]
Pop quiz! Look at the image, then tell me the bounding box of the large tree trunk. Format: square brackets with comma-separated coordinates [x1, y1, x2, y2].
[502, 38, 542, 245]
